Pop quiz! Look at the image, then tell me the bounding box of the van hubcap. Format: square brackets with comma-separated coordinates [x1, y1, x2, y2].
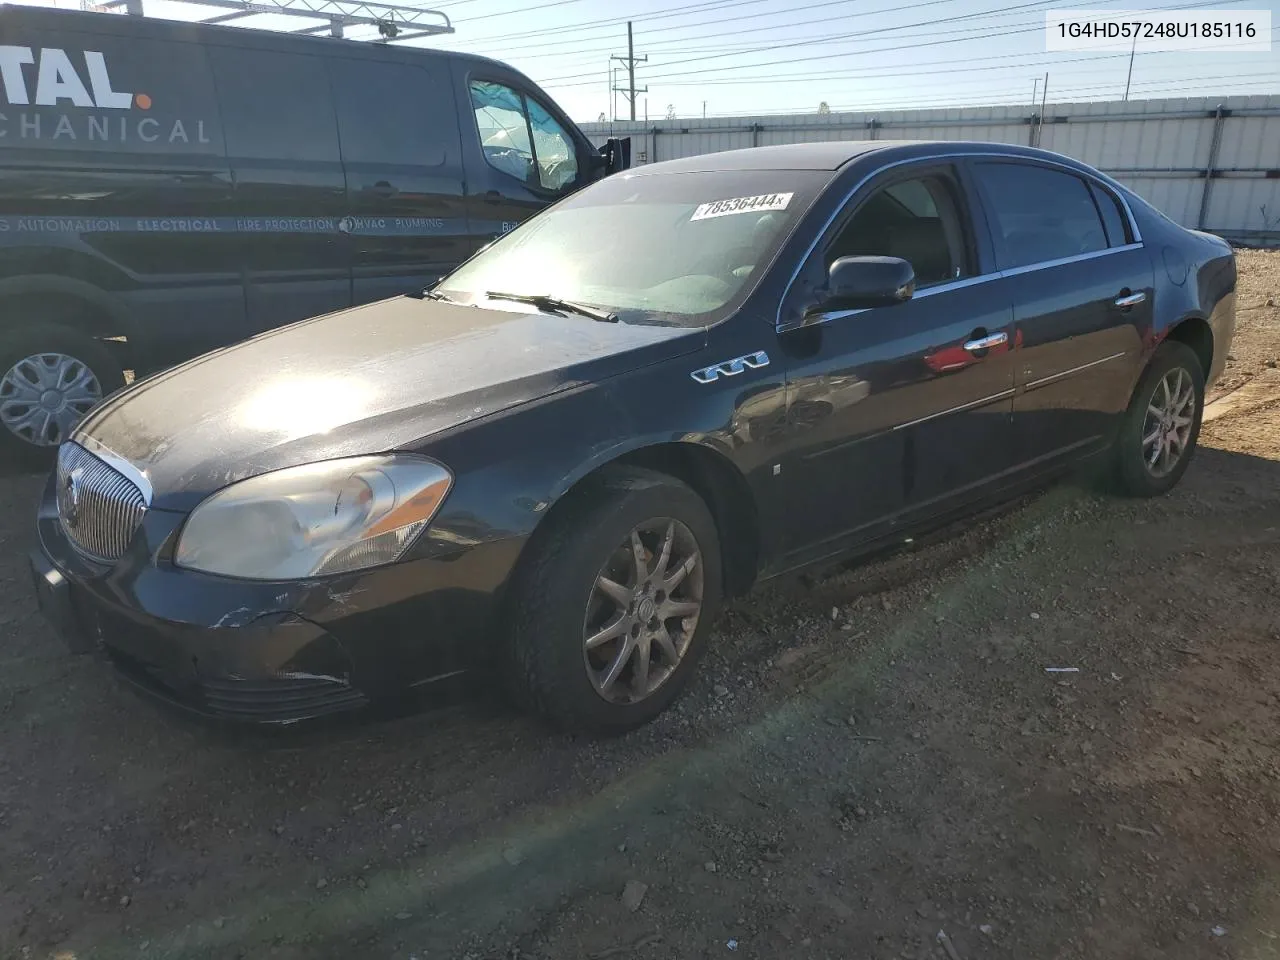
[1142, 367, 1196, 478]
[583, 518, 704, 704]
[0, 353, 103, 447]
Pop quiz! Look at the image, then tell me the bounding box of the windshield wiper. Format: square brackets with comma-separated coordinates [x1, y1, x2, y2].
[418, 289, 454, 302]
[484, 291, 618, 323]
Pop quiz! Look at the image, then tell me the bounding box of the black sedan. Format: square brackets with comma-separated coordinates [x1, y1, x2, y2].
[30, 141, 1236, 733]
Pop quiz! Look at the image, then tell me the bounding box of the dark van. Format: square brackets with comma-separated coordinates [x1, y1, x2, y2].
[0, 5, 626, 458]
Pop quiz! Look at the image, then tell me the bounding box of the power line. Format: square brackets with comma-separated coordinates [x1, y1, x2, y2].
[673, 75, 1280, 117]
[459, 0, 947, 56]
[539, 0, 1249, 87]
[536, 0, 1103, 84]
[651, 53, 1130, 87]
[525, 4, 1081, 65]
[637, 18, 1280, 87]
[453, 0, 592, 24]
[442, 0, 773, 46]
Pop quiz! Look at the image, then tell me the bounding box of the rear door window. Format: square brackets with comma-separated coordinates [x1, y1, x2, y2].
[973, 162, 1108, 269]
[208, 46, 339, 162]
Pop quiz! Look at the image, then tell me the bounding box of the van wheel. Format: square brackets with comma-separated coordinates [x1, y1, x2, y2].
[0, 325, 124, 464]
[1111, 341, 1205, 497]
[505, 467, 723, 735]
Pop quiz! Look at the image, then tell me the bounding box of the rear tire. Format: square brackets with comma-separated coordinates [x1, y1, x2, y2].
[0, 324, 124, 466]
[505, 467, 723, 735]
[1112, 341, 1204, 497]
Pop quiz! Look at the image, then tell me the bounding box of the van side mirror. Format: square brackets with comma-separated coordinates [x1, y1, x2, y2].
[595, 137, 632, 177]
[819, 256, 915, 311]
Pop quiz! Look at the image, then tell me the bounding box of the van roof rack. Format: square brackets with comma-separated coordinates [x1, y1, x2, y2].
[81, 0, 454, 42]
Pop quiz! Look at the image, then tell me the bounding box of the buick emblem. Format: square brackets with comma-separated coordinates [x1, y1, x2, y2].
[63, 470, 80, 528]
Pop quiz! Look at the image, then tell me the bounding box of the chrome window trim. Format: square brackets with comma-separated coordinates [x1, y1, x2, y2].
[913, 272, 1004, 299]
[75, 434, 154, 506]
[785, 243, 1146, 332]
[999, 242, 1145, 278]
[775, 149, 1145, 332]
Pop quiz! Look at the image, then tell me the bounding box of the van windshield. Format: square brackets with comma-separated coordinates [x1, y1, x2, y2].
[437, 170, 828, 326]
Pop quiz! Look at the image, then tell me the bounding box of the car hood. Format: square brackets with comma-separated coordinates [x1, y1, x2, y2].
[75, 298, 705, 509]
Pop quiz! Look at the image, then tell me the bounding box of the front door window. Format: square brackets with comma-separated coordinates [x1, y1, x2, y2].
[469, 80, 578, 194]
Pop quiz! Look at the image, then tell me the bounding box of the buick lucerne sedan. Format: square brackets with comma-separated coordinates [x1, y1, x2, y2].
[31, 141, 1236, 733]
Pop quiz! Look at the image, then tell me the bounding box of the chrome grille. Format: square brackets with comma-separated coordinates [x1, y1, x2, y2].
[56, 442, 147, 562]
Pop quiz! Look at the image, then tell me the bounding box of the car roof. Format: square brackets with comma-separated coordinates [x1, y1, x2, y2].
[628, 140, 1086, 175]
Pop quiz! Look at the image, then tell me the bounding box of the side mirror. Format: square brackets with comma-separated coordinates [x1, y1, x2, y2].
[820, 255, 915, 311]
[595, 136, 632, 177]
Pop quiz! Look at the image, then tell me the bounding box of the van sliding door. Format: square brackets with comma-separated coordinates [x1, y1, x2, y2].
[207, 44, 350, 332]
[328, 57, 470, 305]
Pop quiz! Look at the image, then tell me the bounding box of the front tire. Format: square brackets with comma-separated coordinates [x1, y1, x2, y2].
[1112, 341, 1205, 497]
[0, 324, 124, 465]
[505, 467, 723, 734]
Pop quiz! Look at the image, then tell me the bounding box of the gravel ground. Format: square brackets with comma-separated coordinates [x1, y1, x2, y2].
[1, 251, 1278, 960]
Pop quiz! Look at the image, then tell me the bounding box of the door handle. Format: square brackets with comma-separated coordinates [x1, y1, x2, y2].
[963, 331, 1009, 353]
[483, 190, 503, 204]
[1114, 290, 1147, 309]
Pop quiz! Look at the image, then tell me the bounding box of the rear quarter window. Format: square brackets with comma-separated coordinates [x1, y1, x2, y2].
[1090, 181, 1132, 246]
[0, 30, 225, 155]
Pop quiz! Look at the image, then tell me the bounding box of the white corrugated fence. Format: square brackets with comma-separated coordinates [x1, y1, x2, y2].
[582, 95, 1280, 241]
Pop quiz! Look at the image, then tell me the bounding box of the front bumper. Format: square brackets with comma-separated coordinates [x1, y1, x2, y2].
[32, 472, 517, 724]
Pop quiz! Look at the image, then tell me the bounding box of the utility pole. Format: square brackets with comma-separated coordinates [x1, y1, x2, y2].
[1037, 72, 1049, 146]
[703, 100, 707, 118]
[1123, 31, 1138, 100]
[1030, 77, 1039, 108]
[610, 21, 647, 121]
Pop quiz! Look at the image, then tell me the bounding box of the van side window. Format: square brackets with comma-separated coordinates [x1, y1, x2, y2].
[526, 98, 579, 192]
[330, 60, 453, 167]
[209, 47, 339, 161]
[469, 80, 579, 193]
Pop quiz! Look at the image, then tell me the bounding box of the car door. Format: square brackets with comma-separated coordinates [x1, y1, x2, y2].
[774, 162, 1017, 564]
[328, 56, 471, 304]
[452, 66, 587, 251]
[207, 44, 351, 332]
[969, 159, 1153, 468]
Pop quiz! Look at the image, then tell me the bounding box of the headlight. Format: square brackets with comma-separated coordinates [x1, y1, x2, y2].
[174, 455, 452, 580]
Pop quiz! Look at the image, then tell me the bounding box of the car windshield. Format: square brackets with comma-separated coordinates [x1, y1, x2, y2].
[437, 169, 829, 326]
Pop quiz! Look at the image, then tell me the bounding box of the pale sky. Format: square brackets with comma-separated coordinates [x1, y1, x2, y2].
[15, 0, 1280, 121]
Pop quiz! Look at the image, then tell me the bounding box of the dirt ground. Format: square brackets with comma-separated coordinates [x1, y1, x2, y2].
[1, 253, 1278, 960]
[1211, 248, 1280, 402]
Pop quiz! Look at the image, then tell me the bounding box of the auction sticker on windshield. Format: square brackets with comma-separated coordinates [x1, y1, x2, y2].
[690, 192, 793, 221]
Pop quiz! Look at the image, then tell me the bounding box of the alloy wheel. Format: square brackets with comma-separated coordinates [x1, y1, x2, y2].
[0, 353, 103, 447]
[1141, 366, 1196, 478]
[582, 518, 704, 704]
